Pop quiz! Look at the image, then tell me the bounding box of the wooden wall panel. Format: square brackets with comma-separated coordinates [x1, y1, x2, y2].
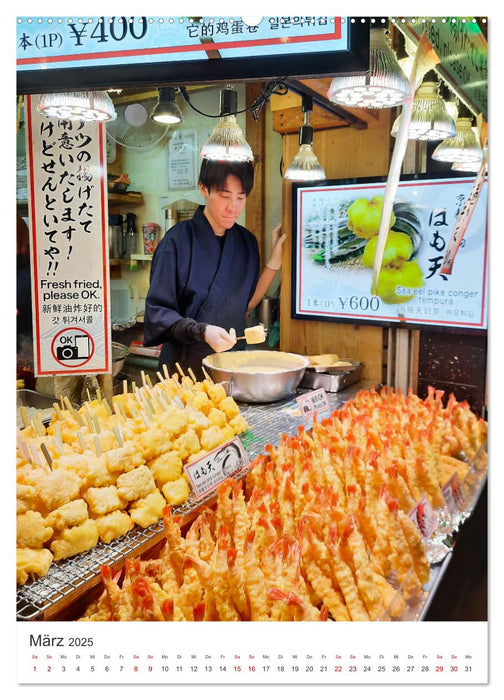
[278, 109, 393, 384]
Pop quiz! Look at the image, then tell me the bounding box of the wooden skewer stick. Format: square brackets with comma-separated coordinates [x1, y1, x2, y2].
[77, 430, 87, 453]
[52, 402, 63, 421]
[20, 406, 29, 429]
[92, 413, 102, 435]
[188, 367, 198, 384]
[31, 419, 44, 438]
[123, 379, 128, 395]
[94, 435, 102, 457]
[54, 423, 65, 456]
[156, 371, 165, 384]
[40, 442, 53, 469]
[202, 367, 214, 383]
[175, 362, 186, 378]
[162, 364, 170, 380]
[112, 425, 124, 447]
[16, 430, 31, 461]
[36, 412, 46, 436]
[30, 445, 44, 467]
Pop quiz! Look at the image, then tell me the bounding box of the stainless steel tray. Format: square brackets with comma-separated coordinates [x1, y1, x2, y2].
[300, 362, 363, 392]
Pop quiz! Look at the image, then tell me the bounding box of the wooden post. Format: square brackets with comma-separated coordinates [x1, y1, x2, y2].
[245, 83, 266, 264]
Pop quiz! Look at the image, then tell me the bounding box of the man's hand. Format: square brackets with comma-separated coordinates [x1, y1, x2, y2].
[267, 224, 286, 270]
[205, 325, 237, 352]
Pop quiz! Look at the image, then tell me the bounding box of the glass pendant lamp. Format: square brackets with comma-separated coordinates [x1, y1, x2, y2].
[390, 76, 456, 141]
[432, 116, 483, 164]
[37, 91, 117, 122]
[451, 144, 488, 172]
[200, 88, 253, 162]
[327, 28, 409, 109]
[284, 96, 326, 182]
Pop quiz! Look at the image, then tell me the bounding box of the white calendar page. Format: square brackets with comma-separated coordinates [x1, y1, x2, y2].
[8, 0, 501, 697]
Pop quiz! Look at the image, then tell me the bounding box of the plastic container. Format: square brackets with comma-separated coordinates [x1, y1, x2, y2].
[110, 279, 132, 324]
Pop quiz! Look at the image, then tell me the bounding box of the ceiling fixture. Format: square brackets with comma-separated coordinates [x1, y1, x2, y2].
[200, 87, 253, 162]
[284, 95, 326, 182]
[151, 87, 183, 124]
[431, 107, 483, 164]
[327, 28, 409, 109]
[37, 91, 117, 122]
[390, 74, 456, 141]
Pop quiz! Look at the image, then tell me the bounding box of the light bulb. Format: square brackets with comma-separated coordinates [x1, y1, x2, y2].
[328, 28, 409, 109]
[37, 91, 117, 122]
[432, 117, 483, 163]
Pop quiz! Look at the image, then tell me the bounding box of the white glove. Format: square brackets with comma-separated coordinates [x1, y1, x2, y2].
[266, 224, 286, 270]
[205, 325, 237, 352]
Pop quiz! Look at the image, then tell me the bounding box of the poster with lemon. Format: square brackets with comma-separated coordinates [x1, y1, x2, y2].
[292, 174, 488, 330]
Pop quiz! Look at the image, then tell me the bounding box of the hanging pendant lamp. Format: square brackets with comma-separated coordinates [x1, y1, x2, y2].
[37, 91, 117, 122]
[284, 96, 326, 182]
[151, 87, 183, 124]
[200, 88, 253, 162]
[390, 77, 456, 141]
[327, 28, 409, 109]
[432, 116, 483, 164]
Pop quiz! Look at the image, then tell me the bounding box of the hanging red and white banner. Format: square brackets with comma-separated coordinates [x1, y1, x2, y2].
[24, 94, 111, 376]
[441, 159, 488, 275]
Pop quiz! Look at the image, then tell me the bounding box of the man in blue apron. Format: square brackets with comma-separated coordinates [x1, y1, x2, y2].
[144, 159, 261, 379]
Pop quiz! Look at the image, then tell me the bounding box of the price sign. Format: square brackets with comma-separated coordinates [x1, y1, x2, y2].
[409, 496, 439, 538]
[296, 388, 330, 421]
[184, 438, 249, 499]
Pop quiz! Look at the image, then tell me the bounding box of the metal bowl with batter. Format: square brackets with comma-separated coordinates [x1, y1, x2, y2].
[203, 350, 309, 403]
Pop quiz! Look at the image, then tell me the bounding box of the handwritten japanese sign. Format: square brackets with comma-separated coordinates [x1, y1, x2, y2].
[292, 175, 488, 330]
[184, 438, 249, 499]
[25, 94, 111, 376]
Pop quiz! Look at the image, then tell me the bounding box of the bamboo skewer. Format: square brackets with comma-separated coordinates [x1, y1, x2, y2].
[93, 435, 102, 457]
[40, 442, 53, 469]
[52, 402, 63, 421]
[20, 406, 29, 429]
[202, 367, 214, 383]
[112, 425, 124, 447]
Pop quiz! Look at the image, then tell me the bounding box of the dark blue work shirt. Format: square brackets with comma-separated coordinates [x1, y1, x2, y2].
[144, 206, 259, 376]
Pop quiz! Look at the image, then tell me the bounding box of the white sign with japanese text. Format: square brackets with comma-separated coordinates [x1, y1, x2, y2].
[293, 175, 488, 330]
[25, 94, 111, 376]
[184, 438, 249, 499]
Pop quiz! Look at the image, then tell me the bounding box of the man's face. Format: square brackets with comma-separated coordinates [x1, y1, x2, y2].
[200, 174, 247, 236]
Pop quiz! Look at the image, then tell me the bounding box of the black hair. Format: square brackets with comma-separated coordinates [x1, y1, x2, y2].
[199, 159, 255, 196]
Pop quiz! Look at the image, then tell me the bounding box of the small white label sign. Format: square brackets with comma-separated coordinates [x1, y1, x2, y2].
[184, 437, 249, 499]
[296, 388, 330, 421]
